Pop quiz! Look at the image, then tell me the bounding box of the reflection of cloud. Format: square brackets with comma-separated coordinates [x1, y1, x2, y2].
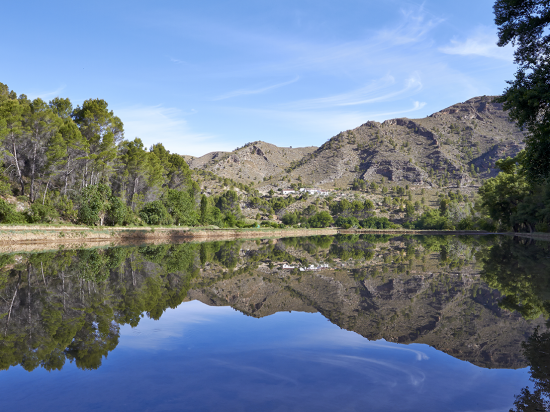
[119, 300, 235, 350]
[291, 328, 429, 361]
[439, 28, 514, 61]
[211, 359, 299, 385]
[336, 355, 426, 386]
[213, 76, 299, 101]
[116, 105, 231, 156]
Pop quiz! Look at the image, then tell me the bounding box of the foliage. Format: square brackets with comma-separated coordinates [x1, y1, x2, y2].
[163, 189, 198, 226]
[139, 200, 173, 225]
[413, 209, 454, 230]
[307, 211, 333, 228]
[494, 0, 550, 182]
[77, 183, 112, 225]
[25, 203, 59, 223]
[359, 216, 400, 229]
[0, 199, 26, 223]
[335, 216, 359, 229]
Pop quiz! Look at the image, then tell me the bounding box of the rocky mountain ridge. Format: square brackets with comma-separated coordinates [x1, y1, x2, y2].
[185, 96, 524, 192]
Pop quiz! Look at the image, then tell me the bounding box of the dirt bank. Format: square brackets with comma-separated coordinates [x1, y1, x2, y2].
[0, 225, 492, 254]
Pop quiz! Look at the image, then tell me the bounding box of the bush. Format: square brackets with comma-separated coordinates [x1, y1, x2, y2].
[105, 197, 128, 226]
[163, 189, 198, 226]
[360, 216, 400, 229]
[281, 213, 298, 225]
[0, 199, 26, 224]
[25, 203, 59, 223]
[335, 216, 359, 229]
[308, 211, 334, 228]
[77, 184, 111, 225]
[413, 209, 454, 230]
[139, 201, 173, 225]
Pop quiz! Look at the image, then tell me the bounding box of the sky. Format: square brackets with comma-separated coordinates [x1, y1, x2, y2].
[1, 0, 516, 157]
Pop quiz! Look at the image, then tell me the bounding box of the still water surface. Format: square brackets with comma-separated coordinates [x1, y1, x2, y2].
[0, 235, 548, 411]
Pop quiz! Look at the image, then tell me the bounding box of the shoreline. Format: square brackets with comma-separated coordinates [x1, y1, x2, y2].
[0, 226, 493, 254]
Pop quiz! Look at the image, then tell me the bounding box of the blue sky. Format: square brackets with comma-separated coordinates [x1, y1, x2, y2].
[2, 0, 515, 156]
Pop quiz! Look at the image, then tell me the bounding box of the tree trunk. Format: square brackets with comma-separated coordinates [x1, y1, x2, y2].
[64, 156, 71, 196]
[12, 140, 25, 195]
[42, 178, 50, 205]
[30, 143, 37, 202]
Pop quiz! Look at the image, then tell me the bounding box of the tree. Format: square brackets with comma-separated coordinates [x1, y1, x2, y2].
[23, 98, 62, 202]
[163, 189, 198, 226]
[72, 99, 124, 186]
[0, 97, 26, 194]
[308, 211, 333, 228]
[78, 183, 112, 225]
[46, 118, 87, 196]
[494, 0, 550, 181]
[478, 153, 531, 230]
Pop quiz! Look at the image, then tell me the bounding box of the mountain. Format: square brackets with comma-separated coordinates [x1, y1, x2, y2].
[185, 142, 317, 184]
[186, 96, 524, 191]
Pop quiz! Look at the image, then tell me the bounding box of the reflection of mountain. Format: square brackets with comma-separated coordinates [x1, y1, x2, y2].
[189, 260, 542, 369]
[0, 235, 546, 372]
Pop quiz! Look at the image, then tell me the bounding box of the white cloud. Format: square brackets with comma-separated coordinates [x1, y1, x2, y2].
[213, 76, 300, 100]
[225, 100, 426, 138]
[376, 5, 444, 46]
[439, 28, 514, 61]
[27, 86, 66, 101]
[116, 105, 229, 157]
[284, 74, 422, 110]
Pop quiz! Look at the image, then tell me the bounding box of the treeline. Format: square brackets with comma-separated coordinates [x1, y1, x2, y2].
[0, 83, 265, 227]
[0, 82, 203, 225]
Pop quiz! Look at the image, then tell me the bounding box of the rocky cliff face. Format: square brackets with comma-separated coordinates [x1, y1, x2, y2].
[185, 96, 525, 191]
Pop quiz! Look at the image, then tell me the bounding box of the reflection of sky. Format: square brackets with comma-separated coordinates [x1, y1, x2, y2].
[0, 301, 530, 412]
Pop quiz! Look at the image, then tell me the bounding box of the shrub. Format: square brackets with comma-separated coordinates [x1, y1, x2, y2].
[25, 203, 59, 223]
[360, 216, 400, 229]
[281, 213, 298, 225]
[414, 209, 454, 230]
[0, 199, 26, 224]
[105, 197, 128, 226]
[163, 189, 198, 226]
[77, 184, 111, 225]
[308, 211, 334, 228]
[139, 201, 173, 225]
[335, 216, 359, 229]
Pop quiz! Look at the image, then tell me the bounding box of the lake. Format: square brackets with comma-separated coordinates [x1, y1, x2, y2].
[0, 234, 548, 411]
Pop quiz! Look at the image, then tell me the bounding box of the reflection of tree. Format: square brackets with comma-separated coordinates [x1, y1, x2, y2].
[0, 243, 199, 372]
[511, 327, 550, 412]
[480, 238, 550, 320]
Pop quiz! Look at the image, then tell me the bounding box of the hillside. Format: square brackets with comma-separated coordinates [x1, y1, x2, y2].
[186, 96, 524, 192]
[186, 142, 317, 184]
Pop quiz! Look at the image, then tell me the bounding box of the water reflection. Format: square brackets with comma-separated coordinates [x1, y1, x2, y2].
[0, 234, 549, 410]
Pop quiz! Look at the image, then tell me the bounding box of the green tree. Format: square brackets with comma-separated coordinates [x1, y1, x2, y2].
[78, 183, 112, 225]
[478, 153, 531, 230]
[0, 97, 26, 194]
[308, 211, 333, 228]
[494, 0, 550, 181]
[23, 98, 62, 202]
[163, 189, 198, 226]
[72, 99, 124, 185]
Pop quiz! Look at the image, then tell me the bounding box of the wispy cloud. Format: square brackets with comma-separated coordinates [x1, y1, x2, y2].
[27, 86, 66, 101]
[376, 5, 444, 46]
[284, 74, 422, 110]
[213, 76, 300, 100]
[439, 27, 514, 61]
[116, 105, 228, 156]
